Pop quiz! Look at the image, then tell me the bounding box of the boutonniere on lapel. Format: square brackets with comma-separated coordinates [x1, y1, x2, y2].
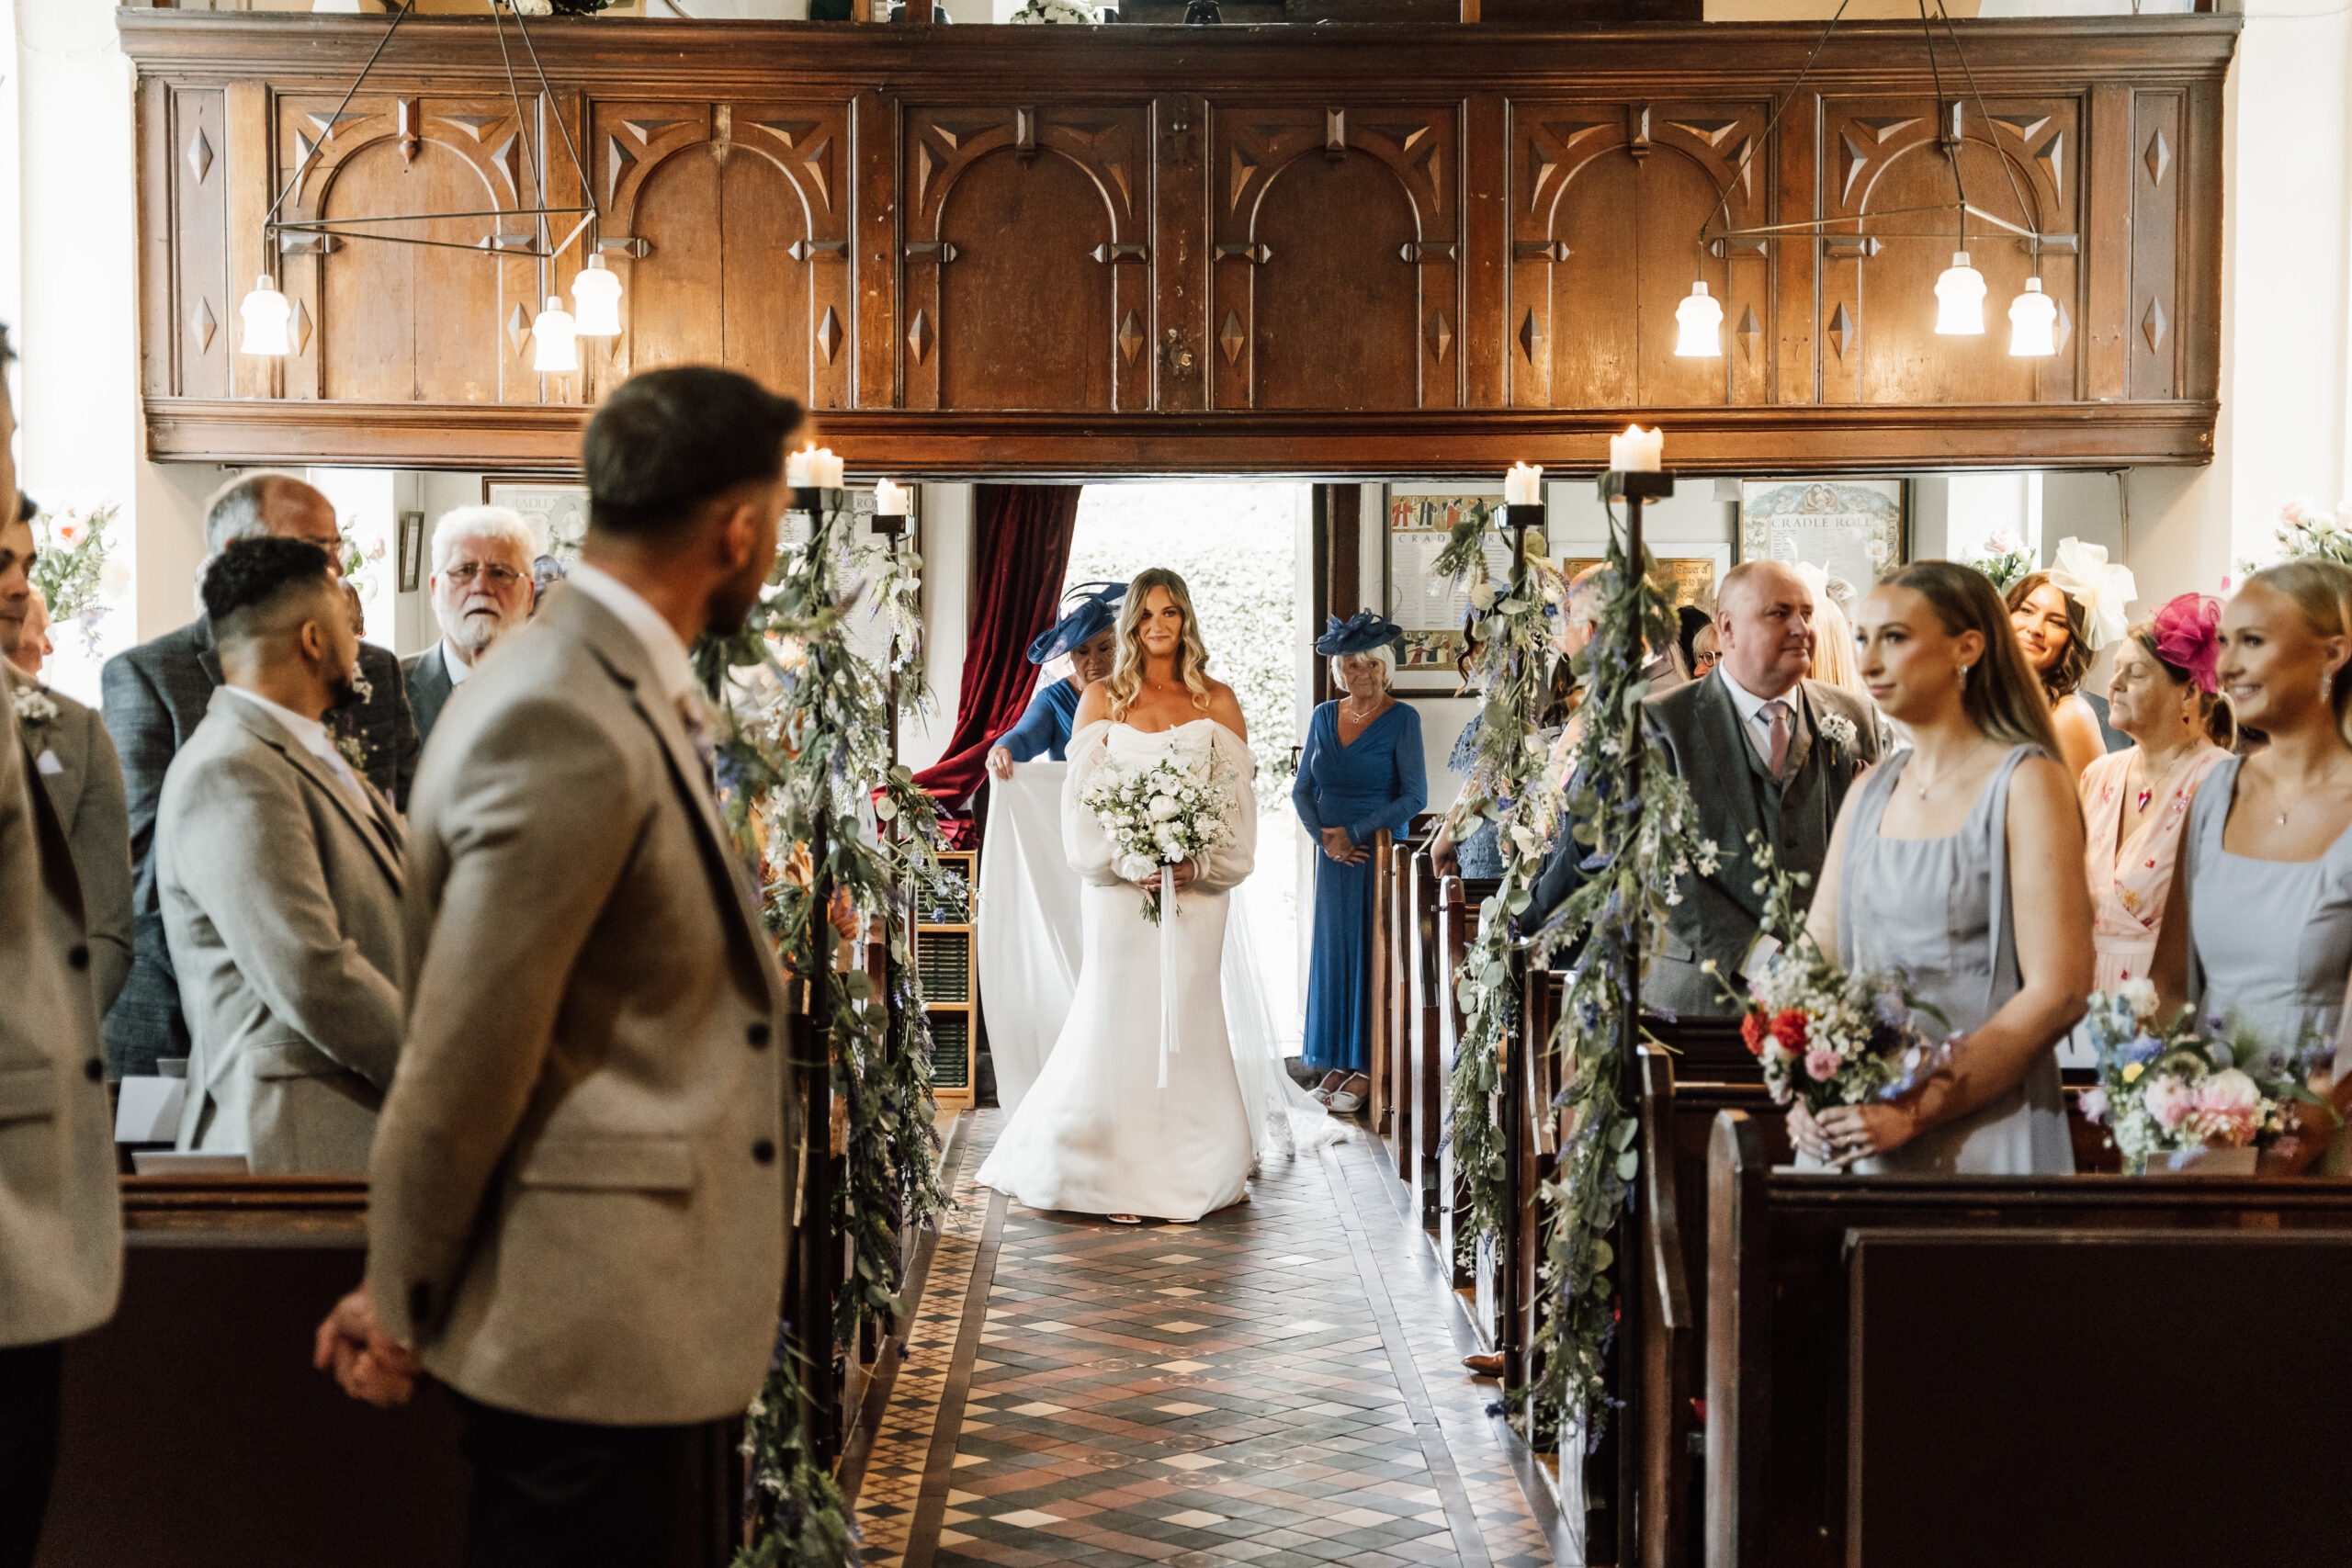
[1818, 712, 1859, 758]
[10, 683, 60, 729]
[334, 730, 370, 775]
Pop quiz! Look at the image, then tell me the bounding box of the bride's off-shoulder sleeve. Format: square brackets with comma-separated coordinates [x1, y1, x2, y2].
[1061, 719, 1124, 886]
[1193, 725, 1259, 896]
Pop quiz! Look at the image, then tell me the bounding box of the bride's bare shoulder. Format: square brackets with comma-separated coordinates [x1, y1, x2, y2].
[1074, 681, 1114, 728]
[1203, 680, 1249, 742]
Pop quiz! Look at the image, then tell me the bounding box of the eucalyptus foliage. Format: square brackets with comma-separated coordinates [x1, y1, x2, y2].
[735, 1323, 860, 1568]
[696, 502, 952, 1565]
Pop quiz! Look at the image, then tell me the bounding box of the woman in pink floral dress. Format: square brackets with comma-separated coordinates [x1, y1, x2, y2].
[2079, 596, 2233, 990]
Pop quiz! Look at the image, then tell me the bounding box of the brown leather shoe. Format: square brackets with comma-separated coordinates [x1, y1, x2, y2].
[1463, 1352, 1506, 1378]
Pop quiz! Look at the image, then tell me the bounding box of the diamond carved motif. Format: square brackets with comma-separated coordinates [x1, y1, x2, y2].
[1518, 307, 1542, 363]
[1427, 310, 1452, 362]
[1736, 305, 1761, 363]
[1218, 310, 1245, 366]
[290, 299, 312, 357]
[506, 303, 531, 357]
[1118, 310, 1144, 365]
[2142, 296, 2166, 353]
[185, 127, 214, 186]
[1827, 301, 1855, 361]
[188, 298, 217, 354]
[2053, 299, 2073, 354]
[817, 307, 842, 365]
[2143, 128, 2171, 187]
[907, 310, 933, 366]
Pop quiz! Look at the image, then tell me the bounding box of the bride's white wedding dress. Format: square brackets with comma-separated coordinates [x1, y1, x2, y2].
[978, 716, 1295, 1222]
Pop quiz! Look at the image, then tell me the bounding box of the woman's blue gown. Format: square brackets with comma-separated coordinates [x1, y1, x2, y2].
[1295, 701, 1427, 1074]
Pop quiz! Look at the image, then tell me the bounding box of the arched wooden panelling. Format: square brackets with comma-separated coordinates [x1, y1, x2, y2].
[1214, 105, 1461, 411]
[316, 139, 507, 403]
[1820, 98, 2080, 405]
[594, 102, 850, 412]
[1513, 103, 1771, 410]
[900, 105, 1148, 413]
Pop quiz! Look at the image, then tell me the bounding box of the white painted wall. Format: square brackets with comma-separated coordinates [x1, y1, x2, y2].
[901, 482, 974, 773]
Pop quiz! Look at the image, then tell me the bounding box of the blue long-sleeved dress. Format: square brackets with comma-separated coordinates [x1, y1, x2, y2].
[1295, 700, 1427, 1074]
[992, 678, 1084, 762]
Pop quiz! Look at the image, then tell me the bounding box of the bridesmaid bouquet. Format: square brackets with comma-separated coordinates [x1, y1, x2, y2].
[2077, 983, 2317, 1173]
[1710, 833, 1948, 1114]
[1080, 750, 1233, 925]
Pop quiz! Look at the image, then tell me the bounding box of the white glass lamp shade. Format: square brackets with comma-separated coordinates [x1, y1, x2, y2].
[1673, 280, 1724, 358]
[239, 276, 292, 357]
[2007, 276, 2058, 357]
[571, 256, 623, 337]
[530, 296, 579, 373]
[1934, 252, 1987, 336]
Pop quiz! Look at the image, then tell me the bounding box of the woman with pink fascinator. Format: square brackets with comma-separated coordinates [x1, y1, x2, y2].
[2077, 594, 2233, 993]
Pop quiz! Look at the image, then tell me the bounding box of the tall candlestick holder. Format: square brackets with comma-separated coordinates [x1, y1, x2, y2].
[1496, 495, 1544, 1395]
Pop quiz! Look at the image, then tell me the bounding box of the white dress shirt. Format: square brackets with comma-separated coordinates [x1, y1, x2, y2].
[226, 686, 374, 813]
[439, 637, 474, 686]
[1715, 666, 1800, 768]
[562, 561, 701, 716]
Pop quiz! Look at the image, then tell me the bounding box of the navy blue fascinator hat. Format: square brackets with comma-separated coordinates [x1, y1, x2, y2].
[1028, 581, 1129, 664]
[1315, 610, 1403, 658]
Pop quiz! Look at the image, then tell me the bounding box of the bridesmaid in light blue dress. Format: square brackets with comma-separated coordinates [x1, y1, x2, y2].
[1295, 614, 1426, 1107]
[1795, 562, 2093, 1174]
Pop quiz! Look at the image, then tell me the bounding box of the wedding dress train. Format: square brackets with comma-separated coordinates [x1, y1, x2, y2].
[977, 717, 1278, 1222]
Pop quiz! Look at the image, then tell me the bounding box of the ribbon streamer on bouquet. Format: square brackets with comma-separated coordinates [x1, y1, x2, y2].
[1159, 863, 1182, 1089]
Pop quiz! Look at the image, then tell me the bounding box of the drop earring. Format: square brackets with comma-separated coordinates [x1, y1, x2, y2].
[1958, 664, 1972, 688]
[2326, 670, 2336, 705]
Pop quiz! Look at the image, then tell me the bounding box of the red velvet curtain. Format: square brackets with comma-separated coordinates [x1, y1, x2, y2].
[912, 484, 1083, 818]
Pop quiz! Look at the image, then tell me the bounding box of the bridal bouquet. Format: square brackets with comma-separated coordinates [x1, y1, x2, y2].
[1080, 750, 1232, 926]
[2077, 982, 2316, 1173]
[1712, 833, 1947, 1114]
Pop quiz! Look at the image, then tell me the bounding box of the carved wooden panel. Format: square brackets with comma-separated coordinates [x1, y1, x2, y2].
[1211, 105, 1461, 411]
[166, 87, 232, 400]
[274, 93, 545, 404]
[593, 101, 853, 412]
[2129, 91, 2181, 402]
[901, 104, 1150, 413]
[1510, 101, 1773, 411]
[1815, 97, 2081, 406]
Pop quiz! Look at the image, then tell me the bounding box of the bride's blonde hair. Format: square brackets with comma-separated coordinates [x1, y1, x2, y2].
[1104, 567, 1214, 721]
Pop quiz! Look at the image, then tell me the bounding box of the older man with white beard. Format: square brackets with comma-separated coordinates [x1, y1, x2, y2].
[401, 506, 537, 747]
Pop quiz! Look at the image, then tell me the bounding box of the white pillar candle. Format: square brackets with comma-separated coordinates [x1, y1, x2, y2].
[874, 479, 910, 516]
[1608, 424, 1664, 472]
[816, 449, 845, 489]
[786, 446, 816, 487]
[1504, 462, 1544, 506]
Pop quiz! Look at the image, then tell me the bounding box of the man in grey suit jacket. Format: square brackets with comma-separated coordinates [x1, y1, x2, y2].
[1, 523, 132, 1016]
[316, 367, 803, 1568]
[0, 330, 120, 1568]
[100, 471, 418, 1078]
[157, 538, 404, 1177]
[400, 503, 536, 747]
[1642, 559, 1883, 1019]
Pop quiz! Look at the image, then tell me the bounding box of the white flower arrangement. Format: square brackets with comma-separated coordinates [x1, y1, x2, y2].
[1008, 0, 1099, 20]
[11, 685, 60, 728]
[1080, 747, 1234, 925]
[2269, 496, 2352, 568]
[1818, 712, 1858, 754]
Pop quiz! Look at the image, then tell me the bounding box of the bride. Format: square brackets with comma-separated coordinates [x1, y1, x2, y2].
[977, 567, 1308, 1224]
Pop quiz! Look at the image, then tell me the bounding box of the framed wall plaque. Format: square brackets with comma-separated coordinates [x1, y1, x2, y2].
[1385, 489, 1510, 693]
[1738, 479, 1906, 594]
[483, 479, 590, 560]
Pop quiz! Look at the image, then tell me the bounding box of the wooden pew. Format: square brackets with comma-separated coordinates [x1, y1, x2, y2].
[1407, 847, 1446, 1224]
[1705, 1120, 2352, 1568]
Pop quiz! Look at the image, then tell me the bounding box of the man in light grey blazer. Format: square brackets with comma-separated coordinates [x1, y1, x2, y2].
[316, 367, 802, 1568]
[1, 525, 132, 1016]
[157, 537, 404, 1176]
[1641, 559, 1883, 1019]
[0, 329, 120, 1568]
[401, 504, 537, 747]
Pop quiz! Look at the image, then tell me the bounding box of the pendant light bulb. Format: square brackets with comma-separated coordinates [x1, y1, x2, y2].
[571, 255, 623, 338]
[238, 275, 291, 357]
[1934, 252, 1987, 336]
[2007, 276, 2057, 357]
[1673, 280, 1724, 358]
[530, 295, 578, 373]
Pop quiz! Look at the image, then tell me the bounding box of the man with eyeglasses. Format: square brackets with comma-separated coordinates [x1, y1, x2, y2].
[404, 506, 538, 747]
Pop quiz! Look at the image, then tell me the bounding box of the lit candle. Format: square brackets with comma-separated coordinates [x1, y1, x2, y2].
[817, 449, 845, 489]
[1503, 462, 1544, 507]
[1608, 424, 1664, 473]
[786, 446, 844, 490]
[874, 479, 910, 517]
[786, 446, 816, 488]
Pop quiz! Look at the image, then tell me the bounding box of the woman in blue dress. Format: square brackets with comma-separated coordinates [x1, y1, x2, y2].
[987, 581, 1125, 778]
[1295, 612, 1428, 1112]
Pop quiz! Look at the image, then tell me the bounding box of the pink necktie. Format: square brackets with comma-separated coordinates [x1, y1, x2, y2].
[1763, 700, 1792, 780]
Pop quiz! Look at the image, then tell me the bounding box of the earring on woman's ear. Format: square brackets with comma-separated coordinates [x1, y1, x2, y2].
[2325, 670, 2336, 705]
[1958, 664, 1972, 686]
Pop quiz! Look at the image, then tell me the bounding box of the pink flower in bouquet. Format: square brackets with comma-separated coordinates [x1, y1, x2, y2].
[2078, 1086, 2109, 1125]
[2191, 1068, 2263, 1146]
[1803, 1046, 1841, 1082]
[2143, 1074, 2197, 1134]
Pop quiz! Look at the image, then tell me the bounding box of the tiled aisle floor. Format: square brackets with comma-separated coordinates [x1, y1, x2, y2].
[848, 1113, 1576, 1568]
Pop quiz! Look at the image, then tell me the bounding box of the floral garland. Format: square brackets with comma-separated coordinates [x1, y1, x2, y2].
[1516, 522, 1708, 1447]
[1432, 524, 1561, 1280]
[734, 1323, 859, 1568]
[696, 502, 949, 1563]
